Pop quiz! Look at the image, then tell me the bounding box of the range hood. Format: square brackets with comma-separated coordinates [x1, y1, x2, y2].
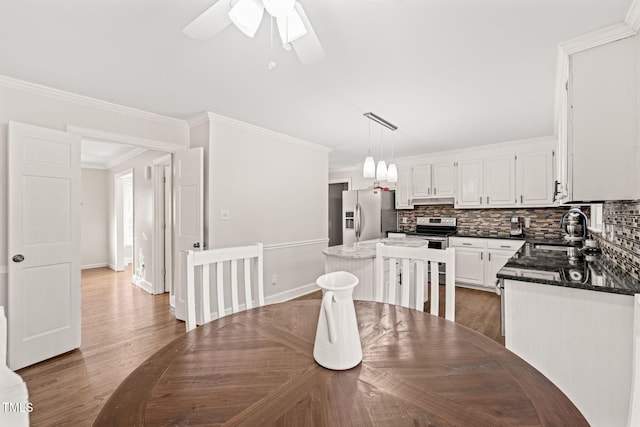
[410, 197, 455, 206]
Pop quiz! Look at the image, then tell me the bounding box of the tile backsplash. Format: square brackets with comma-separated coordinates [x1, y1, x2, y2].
[398, 205, 588, 240]
[595, 200, 640, 280]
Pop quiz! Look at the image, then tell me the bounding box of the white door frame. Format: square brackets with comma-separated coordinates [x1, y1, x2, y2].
[114, 169, 133, 273]
[152, 154, 172, 295]
[66, 125, 187, 297]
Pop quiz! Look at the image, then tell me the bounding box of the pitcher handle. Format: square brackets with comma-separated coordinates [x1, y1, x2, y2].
[322, 291, 337, 343]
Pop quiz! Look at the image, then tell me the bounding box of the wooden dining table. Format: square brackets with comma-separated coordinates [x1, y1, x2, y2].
[94, 299, 587, 426]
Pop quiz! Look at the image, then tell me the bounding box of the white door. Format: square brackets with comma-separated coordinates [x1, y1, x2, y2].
[7, 121, 81, 371]
[173, 148, 204, 322]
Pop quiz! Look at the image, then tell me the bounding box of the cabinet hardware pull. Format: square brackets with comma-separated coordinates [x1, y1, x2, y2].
[488, 253, 491, 261]
[520, 195, 523, 203]
[486, 196, 489, 204]
[480, 252, 483, 260]
[462, 243, 472, 246]
[479, 196, 482, 204]
[500, 245, 510, 248]
[434, 188, 437, 195]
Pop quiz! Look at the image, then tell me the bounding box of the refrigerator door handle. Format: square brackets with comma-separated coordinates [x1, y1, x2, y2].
[355, 202, 361, 240]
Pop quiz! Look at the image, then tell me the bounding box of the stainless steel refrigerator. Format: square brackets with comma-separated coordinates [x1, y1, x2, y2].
[342, 189, 397, 245]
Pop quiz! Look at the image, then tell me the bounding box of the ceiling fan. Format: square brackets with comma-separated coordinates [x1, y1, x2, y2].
[183, 0, 325, 65]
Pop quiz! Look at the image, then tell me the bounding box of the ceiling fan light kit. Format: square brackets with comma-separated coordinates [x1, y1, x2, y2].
[183, 0, 324, 65]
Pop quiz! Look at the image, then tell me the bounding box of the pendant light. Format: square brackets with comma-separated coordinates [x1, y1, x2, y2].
[362, 112, 398, 180]
[363, 150, 375, 178]
[387, 130, 398, 183]
[363, 120, 375, 178]
[376, 125, 387, 181]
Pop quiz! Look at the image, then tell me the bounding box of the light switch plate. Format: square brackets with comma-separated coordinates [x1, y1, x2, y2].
[220, 209, 230, 220]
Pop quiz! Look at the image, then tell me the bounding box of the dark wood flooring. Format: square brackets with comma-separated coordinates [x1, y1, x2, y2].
[18, 268, 502, 426]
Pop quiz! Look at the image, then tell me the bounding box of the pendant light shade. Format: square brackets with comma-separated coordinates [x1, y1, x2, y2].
[387, 163, 398, 183]
[363, 155, 375, 178]
[376, 160, 388, 181]
[229, 0, 264, 38]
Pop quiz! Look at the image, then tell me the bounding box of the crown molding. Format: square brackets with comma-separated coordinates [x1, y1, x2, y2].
[195, 111, 332, 154]
[626, 0, 640, 32]
[0, 74, 189, 130]
[558, 23, 635, 55]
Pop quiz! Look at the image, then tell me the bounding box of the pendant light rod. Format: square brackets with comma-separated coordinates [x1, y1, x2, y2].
[363, 112, 398, 131]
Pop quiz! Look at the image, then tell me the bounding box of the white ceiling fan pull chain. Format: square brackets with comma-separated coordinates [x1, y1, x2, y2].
[268, 16, 277, 70]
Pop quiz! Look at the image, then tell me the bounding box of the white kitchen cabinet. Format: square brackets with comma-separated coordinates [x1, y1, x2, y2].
[558, 34, 639, 202]
[450, 237, 524, 289]
[455, 149, 555, 208]
[484, 155, 516, 206]
[395, 167, 414, 209]
[455, 159, 483, 207]
[516, 150, 554, 206]
[411, 162, 455, 199]
[411, 164, 432, 198]
[432, 162, 455, 197]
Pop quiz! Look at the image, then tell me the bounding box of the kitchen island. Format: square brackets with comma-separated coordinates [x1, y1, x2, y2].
[497, 241, 640, 427]
[323, 238, 429, 301]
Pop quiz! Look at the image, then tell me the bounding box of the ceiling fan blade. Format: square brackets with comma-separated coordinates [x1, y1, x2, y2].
[290, 2, 325, 64]
[183, 0, 232, 40]
[276, 9, 307, 44]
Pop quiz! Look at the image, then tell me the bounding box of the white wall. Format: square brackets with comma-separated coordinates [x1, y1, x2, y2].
[109, 150, 168, 293]
[196, 113, 330, 309]
[81, 168, 109, 269]
[0, 77, 189, 309]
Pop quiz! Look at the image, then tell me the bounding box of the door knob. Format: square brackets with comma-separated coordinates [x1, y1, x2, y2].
[12, 254, 25, 263]
[193, 243, 200, 248]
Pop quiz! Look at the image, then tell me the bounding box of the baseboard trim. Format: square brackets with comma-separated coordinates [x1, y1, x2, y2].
[81, 263, 109, 270]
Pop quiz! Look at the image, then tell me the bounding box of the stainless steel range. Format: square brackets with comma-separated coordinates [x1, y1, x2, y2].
[410, 217, 457, 249]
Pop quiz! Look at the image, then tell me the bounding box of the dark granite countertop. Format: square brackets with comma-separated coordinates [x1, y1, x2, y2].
[497, 240, 640, 295]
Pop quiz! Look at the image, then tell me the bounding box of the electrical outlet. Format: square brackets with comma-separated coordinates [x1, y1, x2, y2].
[272, 274, 278, 285]
[524, 217, 531, 228]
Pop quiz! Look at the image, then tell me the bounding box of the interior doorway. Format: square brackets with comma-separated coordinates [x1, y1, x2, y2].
[328, 180, 350, 247]
[115, 169, 135, 280]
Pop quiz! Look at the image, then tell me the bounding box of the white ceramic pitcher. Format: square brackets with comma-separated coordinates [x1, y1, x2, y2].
[313, 271, 362, 370]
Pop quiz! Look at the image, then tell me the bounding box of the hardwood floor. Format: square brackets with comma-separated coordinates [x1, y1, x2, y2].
[18, 266, 185, 427]
[302, 285, 504, 345]
[17, 268, 502, 426]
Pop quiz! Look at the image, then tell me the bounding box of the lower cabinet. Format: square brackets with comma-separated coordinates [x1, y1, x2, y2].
[449, 237, 524, 289]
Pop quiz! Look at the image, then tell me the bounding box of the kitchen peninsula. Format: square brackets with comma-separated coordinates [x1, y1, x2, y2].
[497, 242, 640, 427]
[323, 238, 428, 301]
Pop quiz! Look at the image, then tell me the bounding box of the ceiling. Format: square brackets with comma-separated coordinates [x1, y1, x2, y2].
[0, 0, 633, 169]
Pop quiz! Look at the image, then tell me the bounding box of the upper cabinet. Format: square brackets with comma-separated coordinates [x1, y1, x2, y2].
[411, 162, 455, 200]
[456, 159, 483, 207]
[517, 150, 554, 206]
[395, 167, 414, 209]
[455, 148, 555, 208]
[557, 34, 639, 202]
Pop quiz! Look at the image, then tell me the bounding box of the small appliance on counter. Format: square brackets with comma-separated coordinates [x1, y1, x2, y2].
[560, 207, 589, 242]
[510, 216, 523, 237]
